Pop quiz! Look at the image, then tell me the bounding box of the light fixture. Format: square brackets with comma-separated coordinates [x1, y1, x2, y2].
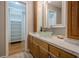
[15, 2, 19, 5]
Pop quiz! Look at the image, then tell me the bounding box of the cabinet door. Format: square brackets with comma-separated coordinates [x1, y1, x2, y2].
[49, 45, 60, 57]
[38, 39, 48, 49]
[28, 35, 33, 53]
[28, 35, 30, 49]
[68, 1, 79, 39]
[59, 49, 76, 58]
[39, 46, 49, 58]
[32, 41, 39, 58]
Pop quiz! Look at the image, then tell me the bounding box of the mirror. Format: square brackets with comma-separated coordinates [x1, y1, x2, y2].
[47, 1, 62, 27]
[46, 1, 67, 28]
[36, 1, 67, 35]
[43, 1, 67, 35]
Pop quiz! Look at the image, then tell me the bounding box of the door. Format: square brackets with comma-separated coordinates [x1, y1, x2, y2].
[8, 1, 26, 55]
[68, 1, 79, 39]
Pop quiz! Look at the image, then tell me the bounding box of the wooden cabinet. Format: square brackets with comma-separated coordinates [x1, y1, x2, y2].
[38, 39, 48, 50]
[28, 35, 49, 58]
[28, 35, 77, 58]
[68, 1, 79, 39]
[28, 35, 33, 53]
[49, 45, 76, 58]
[49, 45, 60, 57]
[59, 49, 76, 58]
[33, 37, 49, 58]
[39, 46, 49, 58]
[32, 40, 39, 58]
[38, 40, 49, 58]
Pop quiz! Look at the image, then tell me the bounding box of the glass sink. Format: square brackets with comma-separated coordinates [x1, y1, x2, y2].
[37, 32, 53, 37]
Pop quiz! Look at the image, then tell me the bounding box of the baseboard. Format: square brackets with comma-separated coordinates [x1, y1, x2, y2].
[0, 56, 7, 58]
[25, 49, 30, 53]
[10, 41, 22, 44]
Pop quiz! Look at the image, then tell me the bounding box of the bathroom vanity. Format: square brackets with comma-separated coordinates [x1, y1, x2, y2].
[29, 2, 79, 58]
[28, 32, 79, 58]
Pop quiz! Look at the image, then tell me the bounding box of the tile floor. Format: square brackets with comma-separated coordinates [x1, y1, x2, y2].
[9, 41, 23, 55]
[8, 52, 33, 58]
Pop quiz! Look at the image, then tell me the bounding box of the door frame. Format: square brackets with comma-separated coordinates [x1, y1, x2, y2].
[5, 1, 28, 56]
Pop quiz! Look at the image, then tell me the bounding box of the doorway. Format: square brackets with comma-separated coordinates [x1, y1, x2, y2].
[7, 1, 26, 55]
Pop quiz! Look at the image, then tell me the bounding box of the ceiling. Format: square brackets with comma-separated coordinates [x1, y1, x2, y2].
[48, 1, 62, 8]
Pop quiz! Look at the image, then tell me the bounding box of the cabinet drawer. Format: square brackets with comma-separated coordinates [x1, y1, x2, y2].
[28, 35, 33, 51]
[49, 45, 60, 57]
[59, 49, 76, 58]
[32, 42, 39, 58]
[32, 36, 48, 49]
[39, 46, 49, 58]
[33, 37, 39, 44]
[38, 39, 48, 49]
[49, 45, 76, 58]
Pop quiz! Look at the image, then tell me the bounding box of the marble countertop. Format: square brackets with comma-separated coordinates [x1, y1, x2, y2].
[29, 32, 79, 57]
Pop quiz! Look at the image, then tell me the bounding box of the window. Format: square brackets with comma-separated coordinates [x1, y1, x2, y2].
[48, 10, 56, 27]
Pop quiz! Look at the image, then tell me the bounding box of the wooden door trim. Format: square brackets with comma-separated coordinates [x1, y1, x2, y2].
[33, 1, 37, 32]
[67, 1, 72, 38]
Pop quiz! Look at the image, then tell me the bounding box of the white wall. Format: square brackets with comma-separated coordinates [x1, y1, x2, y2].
[37, 2, 43, 32]
[62, 1, 67, 27]
[62, 1, 68, 37]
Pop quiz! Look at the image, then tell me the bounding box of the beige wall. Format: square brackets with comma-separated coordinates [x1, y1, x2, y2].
[28, 1, 34, 32]
[0, 2, 6, 57]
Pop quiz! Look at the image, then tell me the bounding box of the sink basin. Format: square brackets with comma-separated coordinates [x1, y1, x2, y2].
[36, 32, 53, 37]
